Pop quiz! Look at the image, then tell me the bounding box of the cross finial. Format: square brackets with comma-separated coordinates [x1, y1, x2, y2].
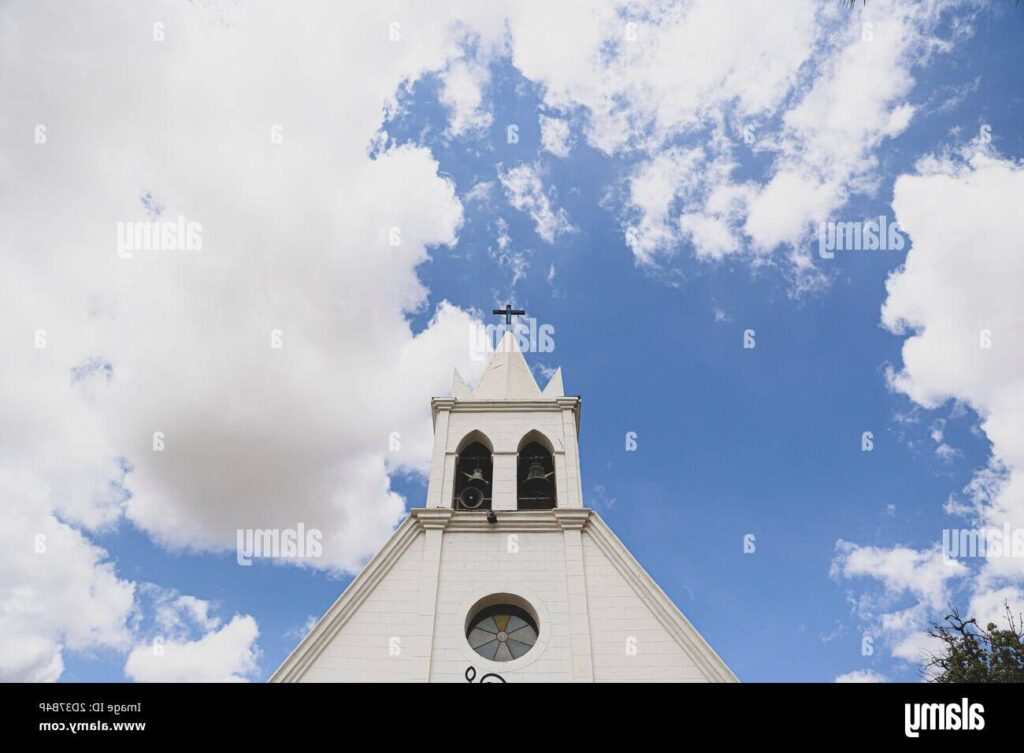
[492, 303, 525, 329]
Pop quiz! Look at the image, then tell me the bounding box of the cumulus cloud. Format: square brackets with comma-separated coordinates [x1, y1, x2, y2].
[831, 541, 966, 661]
[0, 482, 135, 681]
[0, 0, 497, 678]
[440, 58, 494, 136]
[124, 615, 260, 683]
[150, 589, 224, 635]
[498, 163, 575, 243]
[882, 149, 1024, 584]
[0, 0, 994, 683]
[503, 0, 966, 275]
[831, 148, 1024, 668]
[967, 586, 1024, 628]
[831, 541, 965, 611]
[624, 147, 705, 263]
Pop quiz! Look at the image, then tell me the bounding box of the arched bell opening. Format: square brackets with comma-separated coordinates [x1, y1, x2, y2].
[454, 441, 493, 511]
[517, 438, 556, 510]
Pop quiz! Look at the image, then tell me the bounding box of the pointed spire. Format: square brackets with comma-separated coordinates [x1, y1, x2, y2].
[471, 331, 542, 400]
[452, 368, 471, 399]
[541, 368, 564, 398]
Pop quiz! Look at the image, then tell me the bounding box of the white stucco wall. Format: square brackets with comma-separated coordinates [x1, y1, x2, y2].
[429, 529, 573, 682]
[293, 519, 723, 683]
[299, 534, 425, 682]
[581, 534, 710, 681]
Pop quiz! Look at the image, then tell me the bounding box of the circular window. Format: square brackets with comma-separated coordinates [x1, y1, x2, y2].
[466, 603, 539, 662]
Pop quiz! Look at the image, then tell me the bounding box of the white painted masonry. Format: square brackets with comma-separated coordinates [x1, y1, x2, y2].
[271, 333, 736, 683]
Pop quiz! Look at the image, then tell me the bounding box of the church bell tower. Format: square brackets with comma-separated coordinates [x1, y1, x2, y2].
[272, 313, 736, 683]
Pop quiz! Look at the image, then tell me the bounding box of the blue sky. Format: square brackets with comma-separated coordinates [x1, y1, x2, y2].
[4, 1, 1024, 683]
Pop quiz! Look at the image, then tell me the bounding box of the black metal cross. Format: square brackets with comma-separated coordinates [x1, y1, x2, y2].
[492, 303, 525, 328]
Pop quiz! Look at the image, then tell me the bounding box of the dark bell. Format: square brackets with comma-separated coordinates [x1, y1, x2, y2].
[459, 486, 484, 509]
[525, 459, 549, 482]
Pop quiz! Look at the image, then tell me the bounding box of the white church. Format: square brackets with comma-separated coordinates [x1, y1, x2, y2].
[272, 321, 736, 683]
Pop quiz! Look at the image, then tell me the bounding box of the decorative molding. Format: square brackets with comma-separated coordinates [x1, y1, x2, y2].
[552, 508, 590, 530]
[443, 509, 573, 532]
[432, 398, 581, 432]
[556, 396, 582, 433]
[560, 524, 595, 682]
[430, 397, 456, 430]
[415, 508, 454, 530]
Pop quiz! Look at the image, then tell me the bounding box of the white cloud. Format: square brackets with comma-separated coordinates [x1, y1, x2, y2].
[883, 151, 1024, 587]
[930, 423, 959, 461]
[0, 1, 489, 566]
[286, 615, 320, 641]
[840, 150, 1024, 656]
[0, 0, 993, 682]
[503, 0, 965, 276]
[680, 212, 739, 261]
[835, 669, 888, 683]
[151, 589, 222, 635]
[624, 147, 705, 264]
[0, 480, 135, 681]
[124, 615, 260, 683]
[833, 148, 1024, 661]
[831, 540, 966, 663]
[495, 217, 511, 250]
[539, 114, 573, 158]
[464, 180, 494, 204]
[832, 541, 965, 611]
[488, 217, 529, 285]
[967, 586, 1024, 628]
[440, 58, 493, 137]
[508, 0, 820, 154]
[498, 163, 575, 243]
[743, 171, 839, 253]
[533, 362, 557, 381]
[0, 1, 501, 677]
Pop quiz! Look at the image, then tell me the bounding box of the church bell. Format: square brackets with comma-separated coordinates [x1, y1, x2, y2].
[525, 458, 549, 483]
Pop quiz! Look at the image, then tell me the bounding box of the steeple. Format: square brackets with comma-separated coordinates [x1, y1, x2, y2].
[273, 306, 738, 684]
[469, 331, 543, 400]
[428, 313, 582, 510]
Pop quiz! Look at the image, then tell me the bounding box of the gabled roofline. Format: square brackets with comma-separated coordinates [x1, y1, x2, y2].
[269, 512, 431, 683]
[271, 508, 736, 683]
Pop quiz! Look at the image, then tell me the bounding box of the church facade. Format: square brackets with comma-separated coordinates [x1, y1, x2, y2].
[271, 330, 736, 682]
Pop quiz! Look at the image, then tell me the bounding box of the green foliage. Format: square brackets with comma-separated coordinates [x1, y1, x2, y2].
[925, 603, 1024, 683]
